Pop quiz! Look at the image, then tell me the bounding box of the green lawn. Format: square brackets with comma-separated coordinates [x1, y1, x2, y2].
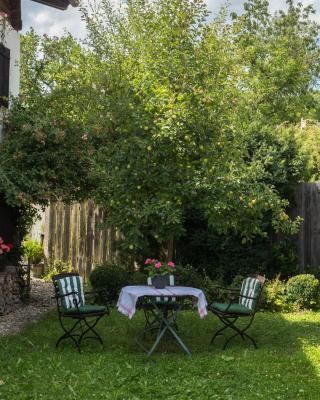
[1, 310, 320, 399]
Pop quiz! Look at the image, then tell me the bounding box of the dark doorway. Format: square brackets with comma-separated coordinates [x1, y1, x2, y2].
[0, 195, 19, 243]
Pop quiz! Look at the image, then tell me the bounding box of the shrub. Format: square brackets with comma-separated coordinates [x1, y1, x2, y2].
[262, 275, 288, 312]
[286, 274, 319, 310]
[89, 263, 129, 303]
[175, 264, 223, 303]
[22, 239, 44, 264]
[176, 208, 270, 283]
[175, 264, 205, 288]
[130, 271, 148, 285]
[269, 240, 298, 279]
[43, 259, 74, 281]
[229, 275, 245, 289]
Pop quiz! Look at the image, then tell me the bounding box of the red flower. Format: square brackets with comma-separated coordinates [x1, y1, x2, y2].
[0, 244, 10, 252]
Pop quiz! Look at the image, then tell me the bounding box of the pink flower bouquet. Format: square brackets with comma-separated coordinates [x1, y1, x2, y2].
[144, 258, 175, 277]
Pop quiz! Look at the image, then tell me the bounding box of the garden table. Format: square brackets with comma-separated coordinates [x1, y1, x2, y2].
[117, 285, 208, 356]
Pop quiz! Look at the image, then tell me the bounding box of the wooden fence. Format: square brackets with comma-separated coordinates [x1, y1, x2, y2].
[31, 201, 117, 281]
[30, 182, 320, 277]
[292, 182, 320, 270]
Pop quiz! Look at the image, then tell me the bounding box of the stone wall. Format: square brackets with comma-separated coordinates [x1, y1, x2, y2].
[0, 268, 21, 315]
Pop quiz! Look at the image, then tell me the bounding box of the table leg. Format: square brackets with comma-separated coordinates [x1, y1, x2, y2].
[136, 302, 192, 356]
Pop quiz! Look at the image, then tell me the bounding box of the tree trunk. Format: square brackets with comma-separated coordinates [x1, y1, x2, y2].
[166, 235, 174, 261]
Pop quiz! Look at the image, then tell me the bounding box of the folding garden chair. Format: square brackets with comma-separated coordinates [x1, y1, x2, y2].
[52, 272, 109, 352]
[209, 275, 265, 349]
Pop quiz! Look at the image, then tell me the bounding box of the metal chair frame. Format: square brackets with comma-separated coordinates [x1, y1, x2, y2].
[52, 272, 109, 352]
[209, 275, 265, 349]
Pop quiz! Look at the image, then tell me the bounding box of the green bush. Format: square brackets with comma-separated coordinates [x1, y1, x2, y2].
[175, 264, 205, 288]
[286, 274, 319, 310]
[130, 271, 148, 285]
[176, 208, 270, 283]
[262, 275, 288, 312]
[175, 264, 223, 303]
[89, 263, 129, 303]
[229, 275, 245, 290]
[43, 259, 74, 281]
[269, 240, 298, 279]
[22, 239, 44, 264]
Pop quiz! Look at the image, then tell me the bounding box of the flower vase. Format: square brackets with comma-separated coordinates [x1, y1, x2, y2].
[152, 274, 169, 289]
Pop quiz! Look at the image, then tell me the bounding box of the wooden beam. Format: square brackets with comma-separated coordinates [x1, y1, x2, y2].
[0, 0, 11, 15]
[0, 0, 21, 31]
[10, 0, 21, 30]
[0, 0, 74, 31]
[31, 0, 71, 10]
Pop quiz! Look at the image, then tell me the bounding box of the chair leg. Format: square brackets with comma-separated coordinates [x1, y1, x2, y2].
[222, 329, 257, 349]
[56, 318, 82, 352]
[223, 331, 240, 349]
[210, 316, 238, 345]
[211, 314, 258, 350]
[210, 324, 229, 345]
[242, 332, 257, 349]
[57, 314, 105, 352]
[78, 315, 104, 347]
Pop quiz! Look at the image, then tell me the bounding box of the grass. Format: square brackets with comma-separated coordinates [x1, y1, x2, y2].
[1, 310, 320, 399]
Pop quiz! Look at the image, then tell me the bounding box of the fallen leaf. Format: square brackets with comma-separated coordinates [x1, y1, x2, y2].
[221, 355, 235, 362]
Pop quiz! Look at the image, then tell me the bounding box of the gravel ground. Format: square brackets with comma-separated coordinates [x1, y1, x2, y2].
[0, 279, 55, 337]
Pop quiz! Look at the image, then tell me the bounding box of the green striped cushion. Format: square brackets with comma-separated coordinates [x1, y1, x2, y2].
[63, 305, 106, 315]
[147, 275, 176, 302]
[57, 276, 85, 310]
[239, 277, 261, 310]
[212, 302, 251, 314]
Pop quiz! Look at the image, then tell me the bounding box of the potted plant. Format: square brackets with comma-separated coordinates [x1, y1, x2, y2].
[0, 236, 13, 272]
[144, 258, 175, 289]
[23, 239, 45, 278]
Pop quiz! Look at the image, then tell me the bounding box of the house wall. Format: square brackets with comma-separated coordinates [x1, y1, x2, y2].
[0, 20, 20, 138]
[2, 25, 20, 98]
[0, 21, 21, 249]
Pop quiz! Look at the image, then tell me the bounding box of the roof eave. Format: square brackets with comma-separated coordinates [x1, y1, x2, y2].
[30, 0, 71, 11]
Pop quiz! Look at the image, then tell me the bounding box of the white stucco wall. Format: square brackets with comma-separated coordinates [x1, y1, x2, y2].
[0, 21, 20, 99]
[0, 20, 20, 138]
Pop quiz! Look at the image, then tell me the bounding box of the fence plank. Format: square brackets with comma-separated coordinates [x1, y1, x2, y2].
[291, 182, 320, 270]
[39, 201, 114, 280]
[62, 204, 70, 262]
[86, 200, 94, 281]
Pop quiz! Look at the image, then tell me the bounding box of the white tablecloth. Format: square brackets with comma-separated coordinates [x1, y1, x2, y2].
[117, 285, 208, 319]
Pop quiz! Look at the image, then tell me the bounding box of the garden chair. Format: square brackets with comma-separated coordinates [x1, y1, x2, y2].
[209, 275, 265, 349]
[52, 272, 109, 352]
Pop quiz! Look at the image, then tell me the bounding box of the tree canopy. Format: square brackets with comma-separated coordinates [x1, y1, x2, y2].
[0, 0, 319, 257]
